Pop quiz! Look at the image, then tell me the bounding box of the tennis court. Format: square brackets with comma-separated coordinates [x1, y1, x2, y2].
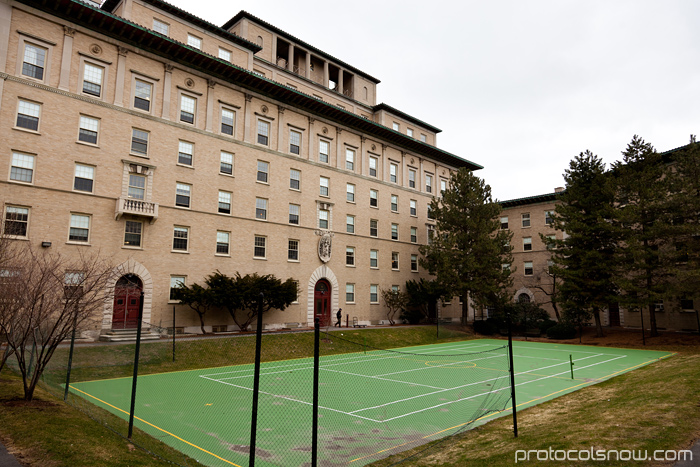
[67, 338, 672, 466]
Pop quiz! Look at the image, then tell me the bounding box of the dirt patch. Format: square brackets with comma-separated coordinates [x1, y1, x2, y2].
[2, 398, 57, 408]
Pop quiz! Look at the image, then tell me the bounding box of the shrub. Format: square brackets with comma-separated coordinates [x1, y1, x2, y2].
[473, 318, 499, 335]
[539, 318, 558, 335]
[400, 307, 424, 325]
[546, 323, 577, 339]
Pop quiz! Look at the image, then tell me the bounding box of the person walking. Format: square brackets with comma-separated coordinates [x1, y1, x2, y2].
[335, 308, 343, 327]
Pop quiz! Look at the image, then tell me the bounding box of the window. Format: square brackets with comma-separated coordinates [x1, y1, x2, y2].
[288, 239, 299, 261]
[319, 209, 329, 229]
[546, 234, 556, 249]
[369, 156, 378, 177]
[390, 163, 398, 183]
[216, 231, 230, 255]
[16, 100, 40, 131]
[221, 108, 234, 135]
[407, 128, 414, 138]
[74, 164, 94, 192]
[255, 198, 267, 220]
[346, 283, 355, 303]
[392, 122, 399, 131]
[134, 79, 152, 111]
[124, 220, 142, 247]
[254, 236, 266, 258]
[319, 140, 330, 163]
[10, 152, 34, 183]
[420, 134, 427, 143]
[346, 183, 355, 202]
[128, 174, 146, 199]
[545, 210, 554, 225]
[502, 263, 511, 271]
[524, 261, 533, 276]
[320, 176, 329, 197]
[346, 247, 355, 266]
[180, 94, 196, 124]
[170, 276, 185, 300]
[78, 115, 99, 144]
[82, 63, 104, 97]
[427, 225, 435, 244]
[370, 284, 378, 303]
[408, 169, 416, 188]
[410, 200, 417, 216]
[290, 130, 301, 155]
[257, 120, 270, 145]
[290, 169, 301, 190]
[178, 141, 194, 166]
[346, 149, 355, 171]
[257, 160, 269, 183]
[175, 183, 191, 208]
[391, 195, 398, 212]
[427, 204, 434, 220]
[153, 18, 169, 35]
[440, 179, 447, 194]
[218, 191, 231, 214]
[69, 214, 90, 243]
[370, 250, 378, 268]
[289, 204, 300, 225]
[523, 237, 532, 251]
[522, 213, 531, 228]
[187, 34, 202, 49]
[391, 223, 399, 241]
[410, 227, 417, 243]
[219, 151, 233, 175]
[370, 219, 378, 237]
[346, 215, 355, 234]
[131, 128, 149, 156]
[500, 216, 509, 229]
[411, 254, 418, 271]
[22, 43, 46, 80]
[370, 189, 378, 207]
[391, 252, 399, 270]
[218, 47, 231, 62]
[173, 227, 189, 251]
[4, 206, 29, 237]
[426, 174, 433, 193]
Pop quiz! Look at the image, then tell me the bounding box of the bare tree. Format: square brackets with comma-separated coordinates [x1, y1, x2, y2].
[381, 287, 408, 326]
[530, 262, 561, 321]
[0, 243, 115, 400]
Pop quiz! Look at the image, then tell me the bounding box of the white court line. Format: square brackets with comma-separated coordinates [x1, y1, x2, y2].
[376, 353, 506, 378]
[320, 367, 448, 390]
[511, 342, 620, 357]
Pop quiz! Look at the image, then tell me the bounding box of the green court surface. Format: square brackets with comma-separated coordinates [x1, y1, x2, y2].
[68, 339, 672, 467]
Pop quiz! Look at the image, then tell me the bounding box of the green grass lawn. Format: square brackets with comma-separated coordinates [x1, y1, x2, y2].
[1, 326, 699, 466]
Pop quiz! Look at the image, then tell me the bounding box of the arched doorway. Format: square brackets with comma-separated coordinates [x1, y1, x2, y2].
[314, 279, 331, 327]
[112, 274, 143, 329]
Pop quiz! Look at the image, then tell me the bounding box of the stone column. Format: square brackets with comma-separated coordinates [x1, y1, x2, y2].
[307, 117, 315, 161]
[58, 26, 75, 91]
[277, 106, 285, 152]
[338, 69, 344, 95]
[161, 63, 173, 120]
[336, 129, 343, 169]
[205, 79, 215, 132]
[271, 33, 278, 65]
[287, 43, 294, 72]
[243, 93, 253, 143]
[305, 52, 311, 79]
[323, 60, 329, 88]
[113, 46, 128, 107]
[360, 137, 367, 176]
[382, 145, 388, 182]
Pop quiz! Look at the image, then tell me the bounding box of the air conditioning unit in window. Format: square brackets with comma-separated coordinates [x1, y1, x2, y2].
[319, 203, 330, 211]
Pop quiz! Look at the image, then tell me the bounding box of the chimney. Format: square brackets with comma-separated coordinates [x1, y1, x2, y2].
[554, 187, 564, 193]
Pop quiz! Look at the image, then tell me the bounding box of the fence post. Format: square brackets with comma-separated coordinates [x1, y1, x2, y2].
[249, 293, 264, 467]
[639, 307, 646, 346]
[312, 318, 320, 467]
[128, 291, 145, 439]
[63, 320, 77, 401]
[172, 305, 176, 363]
[507, 311, 518, 438]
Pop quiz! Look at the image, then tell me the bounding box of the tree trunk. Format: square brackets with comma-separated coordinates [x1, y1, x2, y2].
[197, 311, 206, 334]
[648, 303, 659, 337]
[592, 309, 605, 337]
[551, 301, 561, 321]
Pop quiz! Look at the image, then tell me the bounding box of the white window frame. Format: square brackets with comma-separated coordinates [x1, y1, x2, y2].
[254, 235, 267, 259]
[177, 140, 194, 166]
[73, 163, 95, 193]
[523, 237, 532, 251]
[390, 163, 398, 183]
[346, 215, 355, 234]
[80, 59, 106, 99]
[132, 75, 155, 113]
[3, 205, 30, 238]
[318, 209, 329, 229]
[169, 275, 186, 301]
[290, 129, 302, 155]
[77, 114, 99, 145]
[124, 220, 143, 248]
[220, 106, 236, 137]
[187, 34, 202, 50]
[179, 93, 197, 125]
[290, 168, 301, 191]
[391, 195, 398, 212]
[288, 239, 300, 262]
[257, 160, 269, 184]
[425, 173, 433, 193]
[175, 183, 192, 209]
[130, 128, 149, 157]
[68, 213, 91, 244]
[218, 190, 232, 215]
[289, 203, 300, 225]
[153, 18, 169, 35]
[346, 283, 355, 304]
[370, 189, 378, 208]
[216, 231, 231, 256]
[257, 119, 271, 146]
[16, 99, 42, 132]
[220, 151, 234, 176]
[319, 140, 330, 163]
[370, 219, 378, 237]
[410, 199, 417, 216]
[173, 226, 189, 252]
[391, 223, 399, 241]
[370, 284, 379, 304]
[411, 254, 418, 272]
[410, 227, 417, 243]
[522, 213, 531, 228]
[408, 169, 416, 188]
[218, 47, 232, 62]
[369, 155, 378, 177]
[345, 148, 355, 171]
[391, 252, 400, 270]
[370, 250, 378, 269]
[524, 261, 534, 276]
[346, 246, 355, 267]
[320, 176, 330, 197]
[346, 183, 355, 203]
[255, 197, 268, 220]
[19, 39, 50, 83]
[9, 152, 35, 184]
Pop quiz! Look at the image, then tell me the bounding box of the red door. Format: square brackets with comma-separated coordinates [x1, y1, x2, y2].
[314, 279, 331, 327]
[112, 275, 143, 329]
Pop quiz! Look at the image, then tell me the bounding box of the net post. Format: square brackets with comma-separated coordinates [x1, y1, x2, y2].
[569, 354, 574, 379]
[172, 305, 176, 363]
[640, 307, 646, 346]
[249, 293, 264, 467]
[507, 311, 518, 437]
[128, 291, 145, 439]
[312, 318, 320, 467]
[63, 316, 77, 401]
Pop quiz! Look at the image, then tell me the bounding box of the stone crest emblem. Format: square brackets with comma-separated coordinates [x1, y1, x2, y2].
[316, 230, 333, 263]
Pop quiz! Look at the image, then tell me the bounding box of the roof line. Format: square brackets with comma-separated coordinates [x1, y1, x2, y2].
[373, 102, 442, 134]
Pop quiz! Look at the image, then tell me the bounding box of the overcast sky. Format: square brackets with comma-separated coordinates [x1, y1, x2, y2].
[166, 0, 700, 200]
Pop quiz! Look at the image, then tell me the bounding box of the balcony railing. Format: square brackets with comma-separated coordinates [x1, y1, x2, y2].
[115, 197, 159, 223]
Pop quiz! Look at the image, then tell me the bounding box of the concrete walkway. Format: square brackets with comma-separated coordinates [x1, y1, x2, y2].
[0, 440, 22, 467]
[673, 439, 699, 466]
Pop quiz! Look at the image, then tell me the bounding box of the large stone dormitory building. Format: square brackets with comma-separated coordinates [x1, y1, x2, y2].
[0, 0, 482, 338]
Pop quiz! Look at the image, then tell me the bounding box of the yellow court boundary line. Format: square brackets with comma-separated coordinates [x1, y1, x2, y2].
[348, 352, 676, 464]
[69, 386, 243, 467]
